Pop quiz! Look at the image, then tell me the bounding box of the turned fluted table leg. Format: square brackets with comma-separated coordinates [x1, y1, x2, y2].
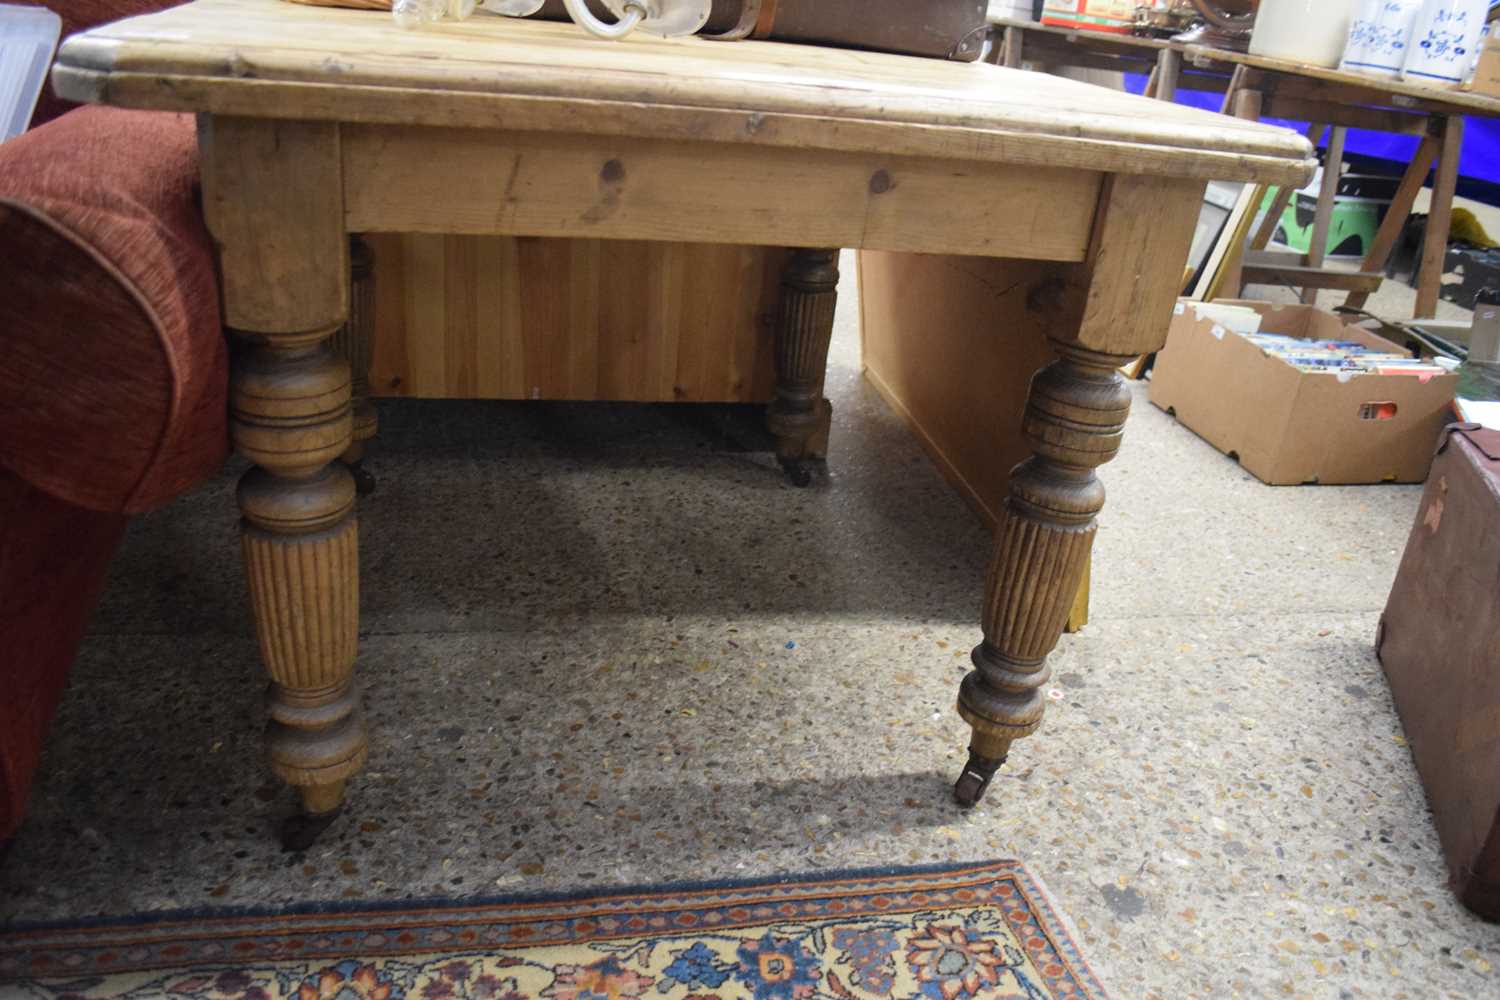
[955, 342, 1133, 806]
[331, 234, 378, 495]
[234, 341, 364, 848]
[951, 173, 1207, 807]
[768, 248, 839, 486]
[201, 117, 365, 848]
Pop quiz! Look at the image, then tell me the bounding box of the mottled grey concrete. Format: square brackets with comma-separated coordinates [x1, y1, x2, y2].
[4, 258, 1499, 1000]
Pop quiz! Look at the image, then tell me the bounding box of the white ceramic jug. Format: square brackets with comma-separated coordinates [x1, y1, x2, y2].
[1341, 0, 1424, 78]
[1402, 0, 1489, 86]
[1250, 0, 1359, 68]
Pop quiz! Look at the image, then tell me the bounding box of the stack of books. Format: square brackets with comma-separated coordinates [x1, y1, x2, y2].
[1243, 332, 1449, 378]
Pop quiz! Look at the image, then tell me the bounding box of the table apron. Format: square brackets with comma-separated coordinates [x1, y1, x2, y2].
[339, 124, 1102, 262]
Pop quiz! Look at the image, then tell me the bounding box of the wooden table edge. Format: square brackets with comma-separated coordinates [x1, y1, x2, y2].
[51, 67, 1317, 188]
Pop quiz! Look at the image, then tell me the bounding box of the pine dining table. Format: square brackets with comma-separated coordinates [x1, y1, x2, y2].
[53, 0, 1314, 847]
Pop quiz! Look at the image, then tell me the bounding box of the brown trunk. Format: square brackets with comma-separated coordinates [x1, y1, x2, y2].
[534, 0, 988, 60]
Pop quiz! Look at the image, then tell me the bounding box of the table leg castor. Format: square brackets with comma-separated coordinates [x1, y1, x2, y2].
[280, 796, 345, 852]
[345, 457, 377, 496]
[779, 457, 813, 488]
[953, 764, 992, 808]
[954, 747, 1008, 808]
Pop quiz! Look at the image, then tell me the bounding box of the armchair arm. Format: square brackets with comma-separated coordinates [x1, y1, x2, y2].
[0, 105, 227, 514]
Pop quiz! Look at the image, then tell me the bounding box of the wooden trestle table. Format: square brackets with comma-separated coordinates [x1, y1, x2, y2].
[991, 14, 1500, 319]
[54, 0, 1313, 846]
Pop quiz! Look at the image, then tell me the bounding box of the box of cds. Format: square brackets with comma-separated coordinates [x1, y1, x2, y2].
[1148, 300, 1457, 485]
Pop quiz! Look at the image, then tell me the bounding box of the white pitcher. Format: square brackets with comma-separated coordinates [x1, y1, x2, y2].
[1341, 0, 1424, 78]
[1250, 0, 1359, 68]
[1402, 0, 1489, 86]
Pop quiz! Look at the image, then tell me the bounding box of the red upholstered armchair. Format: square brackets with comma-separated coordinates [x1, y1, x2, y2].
[0, 0, 228, 844]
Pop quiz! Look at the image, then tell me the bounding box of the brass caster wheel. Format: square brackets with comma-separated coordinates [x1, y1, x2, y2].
[953, 753, 1004, 808]
[780, 457, 813, 488]
[346, 460, 376, 496]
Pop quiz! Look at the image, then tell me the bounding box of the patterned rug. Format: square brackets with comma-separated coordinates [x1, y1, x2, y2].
[0, 860, 1109, 1000]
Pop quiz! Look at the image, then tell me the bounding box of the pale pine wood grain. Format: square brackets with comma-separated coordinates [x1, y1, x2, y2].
[1067, 173, 1208, 357]
[198, 116, 347, 334]
[55, 0, 1323, 828]
[54, 0, 1314, 185]
[341, 126, 1104, 261]
[858, 252, 1060, 530]
[366, 234, 781, 402]
[203, 113, 365, 829]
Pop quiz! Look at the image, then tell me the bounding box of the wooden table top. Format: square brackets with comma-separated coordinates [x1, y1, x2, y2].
[53, 0, 1312, 184]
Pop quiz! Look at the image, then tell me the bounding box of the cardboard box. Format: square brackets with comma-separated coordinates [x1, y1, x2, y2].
[1463, 32, 1500, 97]
[1041, 0, 1134, 34]
[1148, 300, 1457, 485]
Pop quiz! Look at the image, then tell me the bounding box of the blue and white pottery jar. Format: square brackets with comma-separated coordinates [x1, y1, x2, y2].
[1341, 0, 1423, 79]
[1401, 0, 1489, 86]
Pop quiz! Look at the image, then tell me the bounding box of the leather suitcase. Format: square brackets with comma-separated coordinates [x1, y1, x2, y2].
[1377, 424, 1500, 921]
[289, 0, 989, 61]
[535, 0, 990, 60]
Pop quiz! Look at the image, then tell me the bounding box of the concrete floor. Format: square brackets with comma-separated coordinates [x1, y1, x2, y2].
[4, 258, 1500, 999]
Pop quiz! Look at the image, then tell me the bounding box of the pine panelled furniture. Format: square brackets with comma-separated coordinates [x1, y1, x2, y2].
[53, 0, 1313, 843]
[363, 236, 787, 404]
